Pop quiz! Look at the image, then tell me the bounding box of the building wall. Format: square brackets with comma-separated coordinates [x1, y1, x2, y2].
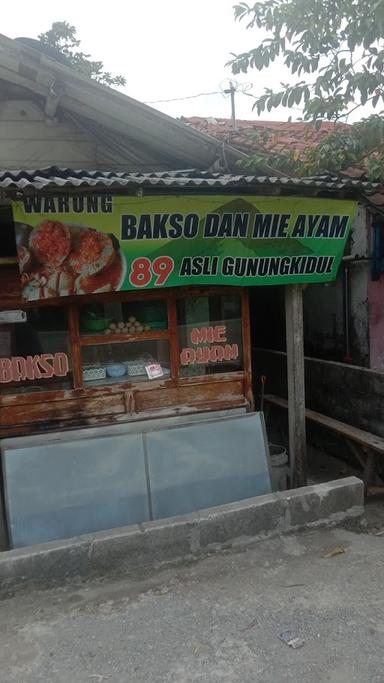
[303, 205, 370, 367]
[254, 348, 384, 438]
[349, 261, 370, 365]
[368, 275, 384, 370]
[0, 97, 164, 172]
[303, 277, 344, 360]
[0, 99, 99, 169]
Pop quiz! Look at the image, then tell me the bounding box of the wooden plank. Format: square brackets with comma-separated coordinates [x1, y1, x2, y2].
[68, 304, 83, 389]
[0, 376, 174, 406]
[0, 377, 247, 435]
[1, 375, 248, 432]
[135, 379, 245, 412]
[177, 371, 245, 387]
[0, 285, 244, 312]
[0, 398, 248, 440]
[0, 371, 247, 408]
[285, 285, 307, 487]
[366, 486, 384, 497]
[167, 296, 180, 380]
[1, 393, 126, 426]
[0, 288, 170, 310]
[124, 390, 136, 416]
[241, 288, 254, 410]
[80, 330, 169, 345]
[264, 394, 384, 454]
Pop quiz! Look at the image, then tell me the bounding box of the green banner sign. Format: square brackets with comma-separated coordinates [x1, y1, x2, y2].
[12, 194, 357, 301]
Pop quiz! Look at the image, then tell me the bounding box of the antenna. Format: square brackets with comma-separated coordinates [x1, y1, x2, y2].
[223, 81, 237, 131]
[220, 80, 253, 129]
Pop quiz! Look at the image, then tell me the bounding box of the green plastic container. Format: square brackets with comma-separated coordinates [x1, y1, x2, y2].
[82, 316, 112, 332]
[149, 321, 167, 330]
[136, 302, 167, 324]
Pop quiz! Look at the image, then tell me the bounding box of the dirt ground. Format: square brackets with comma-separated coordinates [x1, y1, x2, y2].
[1, 524, 384, 683]
[1, 445, 383, 682]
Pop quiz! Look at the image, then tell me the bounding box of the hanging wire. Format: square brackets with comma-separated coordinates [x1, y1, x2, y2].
[144, 91, 222, 104]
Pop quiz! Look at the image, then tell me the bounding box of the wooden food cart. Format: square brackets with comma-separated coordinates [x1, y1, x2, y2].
[0, 173, 358, 548]
[0, 285, 253, 438]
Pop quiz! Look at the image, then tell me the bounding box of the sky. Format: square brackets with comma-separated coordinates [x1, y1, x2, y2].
[1, 0, 295, 122]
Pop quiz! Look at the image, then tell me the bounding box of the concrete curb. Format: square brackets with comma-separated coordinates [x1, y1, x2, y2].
[0, 477, 364, 595]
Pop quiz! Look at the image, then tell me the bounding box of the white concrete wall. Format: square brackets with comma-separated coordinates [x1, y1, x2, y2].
[348, 205, 369, 258]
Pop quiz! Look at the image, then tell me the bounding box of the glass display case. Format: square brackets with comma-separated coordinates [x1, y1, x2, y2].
[77, 298, 169, 386]
[0, 306, 72, 393]
[79, 299, 168, 337]
[177, 294, 243, 377]
[81, 340, 170, 385]
[1, 287, 253, 441]
[1, 289, 247, 393]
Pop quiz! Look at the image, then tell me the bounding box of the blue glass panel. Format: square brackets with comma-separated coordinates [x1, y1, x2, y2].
[146, 413, 271, 519]
[2, 433, 149, 548]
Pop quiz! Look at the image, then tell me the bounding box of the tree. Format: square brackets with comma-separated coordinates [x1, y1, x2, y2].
[230, 1, 384, 179]
[241, 116, 384, 179]
[38, 22, 126, 88]
[231, 0, 384, 121]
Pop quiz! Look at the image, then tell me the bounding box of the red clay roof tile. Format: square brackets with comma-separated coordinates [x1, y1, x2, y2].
[181, 116, 350, 157]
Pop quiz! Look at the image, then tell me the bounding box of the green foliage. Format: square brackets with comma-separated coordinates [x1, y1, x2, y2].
[230, 1, 384, 178]
[243, 116, 384, 181]
[38, 22, 126, 88]
[230, 0, 384, 121]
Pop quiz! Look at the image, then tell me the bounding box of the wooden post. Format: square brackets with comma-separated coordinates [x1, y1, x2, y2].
[167, 296, 180, 380]
[241, 288, 254, 411]
[285, 284, 307, 487]
[68, 304, 84, 390]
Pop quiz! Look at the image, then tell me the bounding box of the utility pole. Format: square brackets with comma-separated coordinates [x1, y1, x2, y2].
[224, 81, 237, 131]
[229, 81, 236, 131]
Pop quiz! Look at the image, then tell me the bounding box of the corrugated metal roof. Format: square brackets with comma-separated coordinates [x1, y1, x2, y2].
[0, 34, 259, 174]
[0, 167, 379, 192]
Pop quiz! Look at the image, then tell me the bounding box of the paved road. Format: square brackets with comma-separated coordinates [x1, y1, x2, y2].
[1, 526, 384, 682]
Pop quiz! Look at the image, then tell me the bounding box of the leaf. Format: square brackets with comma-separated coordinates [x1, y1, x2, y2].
[229, 0, 384, 122]
[287, 89, 296, 107]
[282, 90, 289, 107]
[323, 547, 346, 558]
[39, 20, 125, 87]
[294, 87, 303, 105]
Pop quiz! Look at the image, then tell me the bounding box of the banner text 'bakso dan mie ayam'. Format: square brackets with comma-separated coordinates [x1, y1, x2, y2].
[12, 195, 357, 301]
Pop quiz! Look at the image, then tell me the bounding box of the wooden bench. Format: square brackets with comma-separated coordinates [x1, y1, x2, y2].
[264, 394, 384, 493]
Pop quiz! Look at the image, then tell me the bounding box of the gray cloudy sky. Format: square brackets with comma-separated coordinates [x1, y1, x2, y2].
[1, 0, 293, 122]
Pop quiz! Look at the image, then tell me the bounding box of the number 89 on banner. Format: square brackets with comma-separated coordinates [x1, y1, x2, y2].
[128, 256, 175, 288]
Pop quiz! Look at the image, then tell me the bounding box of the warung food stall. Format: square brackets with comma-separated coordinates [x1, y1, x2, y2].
[0, 186, 356, 548]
